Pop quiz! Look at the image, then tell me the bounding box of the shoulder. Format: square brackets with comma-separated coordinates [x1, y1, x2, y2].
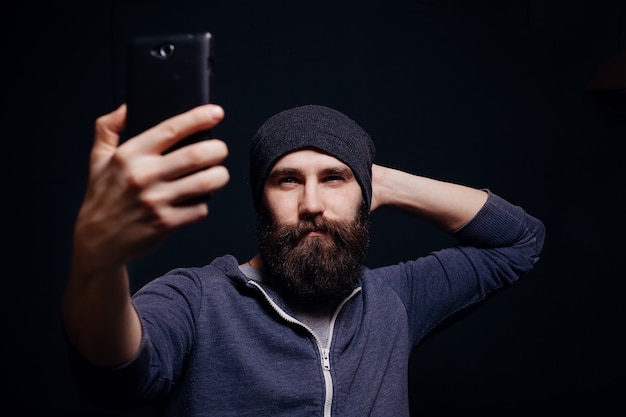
[133, 255, 246, 297]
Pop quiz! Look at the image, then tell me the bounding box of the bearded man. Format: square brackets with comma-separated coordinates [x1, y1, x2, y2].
[63, 103, 545, 417]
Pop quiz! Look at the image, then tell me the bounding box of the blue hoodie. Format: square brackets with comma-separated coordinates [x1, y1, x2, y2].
[68, 192, 545, 416]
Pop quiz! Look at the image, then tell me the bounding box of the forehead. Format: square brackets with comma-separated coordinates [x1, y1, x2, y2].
[270, 148, 350, 172]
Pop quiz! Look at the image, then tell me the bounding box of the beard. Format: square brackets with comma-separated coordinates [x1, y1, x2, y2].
[256, 203, 370, 306]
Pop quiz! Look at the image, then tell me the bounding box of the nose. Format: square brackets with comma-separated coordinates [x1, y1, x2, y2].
[299, 181, 324, 218]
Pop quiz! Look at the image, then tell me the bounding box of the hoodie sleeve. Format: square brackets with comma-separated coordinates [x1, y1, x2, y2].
[374, 190, 546, 346]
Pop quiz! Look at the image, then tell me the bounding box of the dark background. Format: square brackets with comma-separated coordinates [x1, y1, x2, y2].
[6, 0, 625, 416]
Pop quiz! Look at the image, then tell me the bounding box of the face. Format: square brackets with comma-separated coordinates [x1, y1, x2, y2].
[256, 149, 370, 306]
[262, 149, 364, 227]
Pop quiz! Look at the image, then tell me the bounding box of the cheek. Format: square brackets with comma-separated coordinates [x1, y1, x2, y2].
[327, 192, 363, 221]
[263, 194, 298, 223]
[338, 184, 363, 210]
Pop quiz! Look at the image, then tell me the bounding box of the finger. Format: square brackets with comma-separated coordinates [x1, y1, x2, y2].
[152, 203, 211, 229]
[125, 104, 224, 155]
[169, 165, 230, 205]
[93, 104, 126, 149]
[143, 164, 230, 209]
[159, 139, 229, 181]
[90, 104, 127, 171]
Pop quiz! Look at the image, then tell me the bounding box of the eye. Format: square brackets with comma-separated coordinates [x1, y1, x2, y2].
[323, 175, 345, 183]
[276, 177, 300, 187]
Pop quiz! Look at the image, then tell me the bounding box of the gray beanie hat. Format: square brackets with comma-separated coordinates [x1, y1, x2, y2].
[249, 104, 376, 210]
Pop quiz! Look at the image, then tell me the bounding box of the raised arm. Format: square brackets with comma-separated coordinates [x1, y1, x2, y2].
[370, 164, 488, 231]
[370, 164, 545, 348]
[62, 104, 229, 366]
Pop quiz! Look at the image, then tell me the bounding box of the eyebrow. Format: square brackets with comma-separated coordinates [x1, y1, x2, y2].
[268, 166, 354, 179]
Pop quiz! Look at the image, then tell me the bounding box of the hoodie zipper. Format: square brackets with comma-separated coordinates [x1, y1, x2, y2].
[248, 281, 361, 417]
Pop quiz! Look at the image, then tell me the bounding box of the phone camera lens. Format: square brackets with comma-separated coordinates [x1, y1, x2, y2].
[151, 43, 175, 59]
[159, 43, 175, 57]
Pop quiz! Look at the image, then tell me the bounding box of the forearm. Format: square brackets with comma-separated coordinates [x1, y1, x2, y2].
[62, 245, 142, 367]
[371, 164, 488, 231]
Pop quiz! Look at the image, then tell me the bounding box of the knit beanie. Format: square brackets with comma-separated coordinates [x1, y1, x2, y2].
[249, 104, 376, 210]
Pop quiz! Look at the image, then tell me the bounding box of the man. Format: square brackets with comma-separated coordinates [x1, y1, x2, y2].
[63, 103, 545, 416]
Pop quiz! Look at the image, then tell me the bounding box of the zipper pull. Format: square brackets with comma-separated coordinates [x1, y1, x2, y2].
[321, 348, 331, 371]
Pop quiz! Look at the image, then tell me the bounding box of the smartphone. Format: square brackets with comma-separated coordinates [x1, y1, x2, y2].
[125, 32, 213, 150]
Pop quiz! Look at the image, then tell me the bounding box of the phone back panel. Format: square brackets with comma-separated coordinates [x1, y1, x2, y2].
[125, 33, 213, 145]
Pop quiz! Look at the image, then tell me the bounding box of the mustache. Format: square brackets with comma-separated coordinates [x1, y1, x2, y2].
[277, 217, 344, 241]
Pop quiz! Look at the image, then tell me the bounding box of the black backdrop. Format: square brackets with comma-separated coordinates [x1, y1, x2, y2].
[6, 0, 625, 416]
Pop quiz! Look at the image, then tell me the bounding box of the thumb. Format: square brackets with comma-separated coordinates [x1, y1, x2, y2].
[89, 104, 126, 168]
